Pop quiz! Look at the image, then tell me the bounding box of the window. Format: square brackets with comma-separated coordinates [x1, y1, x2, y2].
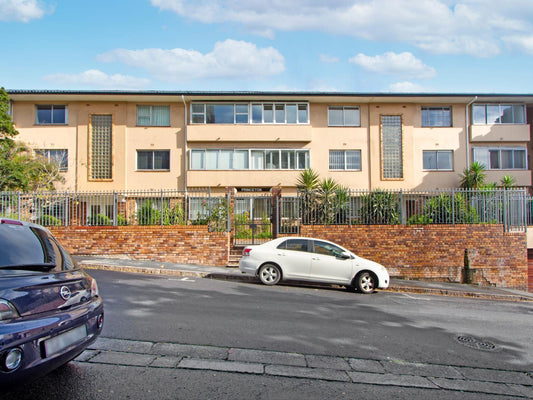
[312, 240, 346, 258]
[473, 148, 527, 170]
[328, 106, 360, 126]
[190, 149, 309, 170]
[423, 150, 453, 170]
[137, 105, 170, 126]
[137, 150, 170, 170]
[381, 115, 403, 179]
[421, 107, 451, 127]
[472, 104, 526, 124]
[277, 238, 309, 252]
[329, 150, 361, 170]
[36, 105, 67, 124]
[192, 103, 308, 124]
[35, 149, 68, 172]
[90, 115, 112, 180]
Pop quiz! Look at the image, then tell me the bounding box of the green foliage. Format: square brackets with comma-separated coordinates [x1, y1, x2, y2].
[460, 162, 487, 189]
[0, 87, 18, 144]
[38, 214, 62, 226]
[161, 203, 186, 225]
[88, 214, 113, 226]
[137, 200, 162, 225]
[500, 175, 516, 188]
[137, 200, 187, 226]
[408, 193, 478, 225]
[360, 190, 400, 224]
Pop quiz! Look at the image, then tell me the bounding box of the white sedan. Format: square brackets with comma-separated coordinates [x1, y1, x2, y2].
[239, 237, 389, 294]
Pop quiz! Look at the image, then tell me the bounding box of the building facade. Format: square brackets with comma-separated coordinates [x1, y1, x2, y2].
[7, 91, 533, 195]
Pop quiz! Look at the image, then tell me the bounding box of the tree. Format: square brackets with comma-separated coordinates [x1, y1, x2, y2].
[460, 162, 487, 189]
[0, 87, 18, 146]
[500, 175, 516, 189]
[0, 88, 64, 191]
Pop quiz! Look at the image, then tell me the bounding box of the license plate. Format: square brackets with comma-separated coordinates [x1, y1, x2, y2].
[43, 324, 88, 357]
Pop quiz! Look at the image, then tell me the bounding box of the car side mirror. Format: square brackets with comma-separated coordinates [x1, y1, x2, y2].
[338, 252, 352, 260]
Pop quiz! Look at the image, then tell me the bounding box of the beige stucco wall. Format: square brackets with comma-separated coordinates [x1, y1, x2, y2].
[9, 97, 532, 193]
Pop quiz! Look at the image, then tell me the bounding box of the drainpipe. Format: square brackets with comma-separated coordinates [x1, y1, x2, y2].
[465, 96, 478, 167]
[181, 95, 188, 192]
[367, 101, 373, 189]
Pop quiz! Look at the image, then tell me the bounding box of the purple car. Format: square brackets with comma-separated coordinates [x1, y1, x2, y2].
[0, 218, 103, 387]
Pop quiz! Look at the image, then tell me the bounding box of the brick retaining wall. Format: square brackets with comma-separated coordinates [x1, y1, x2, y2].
[300, 224, 527, 290]
[49, 225, 230, 267]
[49, 224, 527, 290]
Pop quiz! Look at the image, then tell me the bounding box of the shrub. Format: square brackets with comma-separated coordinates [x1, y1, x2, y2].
[38, 214, 62, 226]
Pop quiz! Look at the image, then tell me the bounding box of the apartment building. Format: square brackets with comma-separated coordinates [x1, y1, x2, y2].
[7, 91, 533, 195]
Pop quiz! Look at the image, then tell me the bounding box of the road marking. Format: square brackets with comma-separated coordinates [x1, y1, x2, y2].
[168, 277, 196, 282]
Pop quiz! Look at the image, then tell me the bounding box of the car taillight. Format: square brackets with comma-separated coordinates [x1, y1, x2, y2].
[0, 299, 20, 321]
[0, 219, 23, 225]
[242, 248, 252, 256]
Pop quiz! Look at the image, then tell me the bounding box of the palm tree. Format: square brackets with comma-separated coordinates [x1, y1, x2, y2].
[460, 162, 487, 189]
[296, 169, 320, 223]
[318, 177, 339, 223]
[500, 175, 516, 189]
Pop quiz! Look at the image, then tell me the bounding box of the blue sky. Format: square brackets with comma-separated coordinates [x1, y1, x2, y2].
[1, 0, 533, 93]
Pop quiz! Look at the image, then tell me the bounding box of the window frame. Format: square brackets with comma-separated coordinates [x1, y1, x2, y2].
[421, 106, 452, 127]
[472, 103, 526, 125]
[136, 150, 171, 171]
[329, 150, 362, 171]
[189, 148, 310, 171]
[36, 105, 68, 125]
[327, 106, 361, 127]
[422, 150, 454, 171]
[136, 105, 171, 127]
[191, 102, 309, 125]
[472, 147, 527, 170]
[35, 149, 69, 172]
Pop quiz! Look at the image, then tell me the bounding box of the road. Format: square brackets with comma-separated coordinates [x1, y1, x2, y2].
[2, 270, 533, 399]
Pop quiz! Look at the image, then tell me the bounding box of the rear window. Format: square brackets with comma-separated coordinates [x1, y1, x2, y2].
[0, 225, 69, 271]
[277, 238, 309, 252]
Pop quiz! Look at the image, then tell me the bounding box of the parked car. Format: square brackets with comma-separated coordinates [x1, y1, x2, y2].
[239, 237, 389, 293]
[0, 218, 104, 387]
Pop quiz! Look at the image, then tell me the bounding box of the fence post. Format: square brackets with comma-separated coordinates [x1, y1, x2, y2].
[113, 191, 117, 226]
[17, 192, 21, 220]
[64, 192, 69, 227]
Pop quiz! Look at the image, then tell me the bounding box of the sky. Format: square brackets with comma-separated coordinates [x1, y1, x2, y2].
[1, 0, 533, 93]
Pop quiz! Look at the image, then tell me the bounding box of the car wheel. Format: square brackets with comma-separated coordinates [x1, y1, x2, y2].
[355, 271, 376, 294]
[258, 263, 281, 285]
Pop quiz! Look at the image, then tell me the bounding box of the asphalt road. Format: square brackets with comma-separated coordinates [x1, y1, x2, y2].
[2, 270, 533, 400]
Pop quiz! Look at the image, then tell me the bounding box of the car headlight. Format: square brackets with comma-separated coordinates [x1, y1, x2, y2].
[0, 299, 20, 321]
[90, 278, 99, 298]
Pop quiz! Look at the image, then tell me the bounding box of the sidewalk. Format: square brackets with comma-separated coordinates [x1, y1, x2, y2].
[75, 256, 533, 302]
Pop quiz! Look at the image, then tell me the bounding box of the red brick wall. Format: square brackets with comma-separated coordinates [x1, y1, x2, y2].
[49, 225, 230, 267]
[300, 224, 528, 290]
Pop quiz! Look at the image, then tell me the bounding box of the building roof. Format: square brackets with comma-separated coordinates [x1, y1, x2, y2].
[7, 90, 533, 104]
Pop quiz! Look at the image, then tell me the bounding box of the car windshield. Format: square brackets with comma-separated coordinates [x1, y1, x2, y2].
[0, 225, 62, 271]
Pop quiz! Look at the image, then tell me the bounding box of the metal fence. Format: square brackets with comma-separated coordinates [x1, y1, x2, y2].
[0, 188, 231, 231]
[0, 187, 528, 233]
[280, 188, 527, 233]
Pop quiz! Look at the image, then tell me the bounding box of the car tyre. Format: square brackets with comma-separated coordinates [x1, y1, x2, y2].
[355, 271, 376, 294]
[258, 263, 281, 285]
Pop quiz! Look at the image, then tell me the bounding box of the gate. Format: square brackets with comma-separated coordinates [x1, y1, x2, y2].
[233, 193, 273, 245]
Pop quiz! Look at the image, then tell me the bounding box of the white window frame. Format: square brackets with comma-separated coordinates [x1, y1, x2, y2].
[329, 150, 362, 170]
[35, 149, 69, 172]
[328, 106, 360, 127]
[136, 105, 171, 127]
[422, 150, 454, 171]
[472, 104, 526, 125]
[136, 150, 171, 171]
[189, 149, 310, 170]
[472, 147, 527, 170]
[36, 105, 68, 125]
[421, 107, 452, 127]
[191, 103, 309, 125]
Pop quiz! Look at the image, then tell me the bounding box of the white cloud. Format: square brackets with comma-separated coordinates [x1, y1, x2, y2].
[388, 81, 432, 92]
[0, 0, 49, 22]
[503, 35, 533, 55]
[319, 54, 339, 64]
[97, 39, 285, 82]
[150, 0, 533, 57]
[43, 70, 151, 89]
[349, 52, 436, 80]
